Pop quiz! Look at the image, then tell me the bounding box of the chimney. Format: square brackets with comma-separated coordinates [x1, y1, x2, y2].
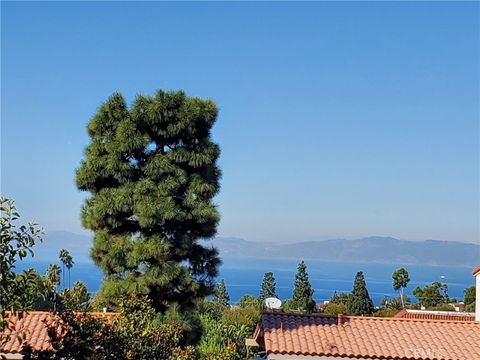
[473, 265, 480, 321]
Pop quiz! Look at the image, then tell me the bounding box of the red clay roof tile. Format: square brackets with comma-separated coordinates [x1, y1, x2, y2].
[1, 311, 118, 354]
[258, 312, 480, 359]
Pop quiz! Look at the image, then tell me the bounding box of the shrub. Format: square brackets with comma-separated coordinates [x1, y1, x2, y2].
[323, 303, 347, 315]
[374, 308, 398, 317]
[236, 295, 259, 309]
[221, 307, 260, 332]
[426, 304, 455, 311]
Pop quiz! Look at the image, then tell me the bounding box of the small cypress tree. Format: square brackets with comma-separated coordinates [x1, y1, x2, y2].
[212, 279, 230, 308]
[292, 260, 315, 313]
[347, 271, 374, 315]
[258, 272, 277, 304]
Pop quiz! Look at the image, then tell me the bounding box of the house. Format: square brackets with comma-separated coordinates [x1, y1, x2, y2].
[247, 265, 480, 360]
[0, 311, 117, 359]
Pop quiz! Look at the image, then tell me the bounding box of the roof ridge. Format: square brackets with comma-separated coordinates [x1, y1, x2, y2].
[346, 315, 480, 325]
[262, 312, 480, 325]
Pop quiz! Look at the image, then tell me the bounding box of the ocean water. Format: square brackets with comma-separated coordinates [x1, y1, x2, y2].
[16, 258, 475, 305]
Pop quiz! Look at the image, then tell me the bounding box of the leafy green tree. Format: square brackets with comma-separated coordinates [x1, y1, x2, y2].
[236, 295, 259, 309]
[329, 291, 350, 305]
[213, 279, 230, 308]
[347, 271, 374, 315]
[291, 260, 315, 313]
[323, 303, 347, 315]
[392, 268, 410, 308]
[9, 269, 46, 310]
[60, 281, 92, 311]
[464, 286, 475, 307]
[258, 272, 277, 304]
[75, 90, 221, 312]
[24, 295, 186, 360]
[281, 299, 295, 312]
[0, 197, 43, 310]
[413, 282, 449, 308]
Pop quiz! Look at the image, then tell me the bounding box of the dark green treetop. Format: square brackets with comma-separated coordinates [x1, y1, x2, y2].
[75, 90, 221, 312]
[413, 282, 448, 308]
[292, 260, 315, 313]
[347, 271, 374, 315]
[258, 272, 277, 304]
[212, 279, 230, 308]
[464, 286, 475, 306]
[329, 291, 350, 305]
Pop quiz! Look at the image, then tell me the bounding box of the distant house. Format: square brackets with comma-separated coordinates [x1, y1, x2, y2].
[247, 265, 480, 360]
[0, 311, 117, 359]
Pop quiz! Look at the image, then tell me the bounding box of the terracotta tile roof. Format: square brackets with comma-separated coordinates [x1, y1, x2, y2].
[472, 264, 480, 276]
[394, 309, 475, 322]
[257, 312, 480, 359]
[1, 311, 118, 354]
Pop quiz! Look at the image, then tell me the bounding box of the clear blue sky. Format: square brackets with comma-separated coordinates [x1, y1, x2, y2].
[1, 2, 479, 243]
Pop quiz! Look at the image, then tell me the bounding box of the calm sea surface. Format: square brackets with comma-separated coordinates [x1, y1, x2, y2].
[17, 258, 475, 305]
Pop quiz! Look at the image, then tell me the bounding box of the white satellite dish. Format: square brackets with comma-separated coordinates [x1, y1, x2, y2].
[264, 297, 282, 310]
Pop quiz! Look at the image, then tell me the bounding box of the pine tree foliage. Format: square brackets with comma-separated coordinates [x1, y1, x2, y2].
[292, 261, 315, 312]
[347, 271, 374, 315]
[75, 90, 221, 312]
[258, 272, 277, 304]
[213, 279, 230, 308]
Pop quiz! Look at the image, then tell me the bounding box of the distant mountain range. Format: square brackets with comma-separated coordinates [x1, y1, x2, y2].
[31, 231, 479, 268]
[210, 236, 480, 267]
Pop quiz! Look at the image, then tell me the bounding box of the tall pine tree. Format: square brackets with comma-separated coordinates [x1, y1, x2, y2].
[258, 272, 277, 304]
[347, 271, 374, 315]
[76, 90, 221, 312]
[292, 260, 315, 313]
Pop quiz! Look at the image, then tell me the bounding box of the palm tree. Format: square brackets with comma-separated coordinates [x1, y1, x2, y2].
[58, 249, 69, 288]
[45, 264, 61, 289]
[45, 263, 61, 311]
[65, 253, 74, 287]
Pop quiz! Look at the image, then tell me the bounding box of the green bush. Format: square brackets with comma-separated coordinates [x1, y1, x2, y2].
[22, 295, 188, 360]
[236, 295, 259, 309]
[426, 304, 455, 311]
[221, 307, 260, 332]
[323, 303, 347, 315]
[374, 308, 398, 317]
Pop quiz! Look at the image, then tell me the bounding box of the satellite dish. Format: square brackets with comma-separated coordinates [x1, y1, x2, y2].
[264, 297, 282, 310]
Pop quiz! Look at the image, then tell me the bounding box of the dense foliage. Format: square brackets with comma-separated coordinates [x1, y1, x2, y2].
[236, 295, 259, 309]
[75, 90, 221, 313]
[464, 285, 475, 312]
[413, 282, 449, 308]
[291, 260, 315, 312]
[392, 268, 410, 308]
[0, 197, 43, 311]
[347, 271, 374, 315]
[23, 296, 187, 360]
[213, 279, 230, 308]
[258, 272, 277, 305]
